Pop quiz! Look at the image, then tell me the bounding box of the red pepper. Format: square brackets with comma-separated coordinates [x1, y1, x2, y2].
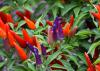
[22, 29, 33, 45]
[93, 47, 99, 61]
[16, 10, 24, 19]
[7, 30, 15, 47]
[68, 26, 78, 37]
[25, 9, 31, 19]
[69, 15, 74, 28]
[13, 42, 27, 61]
[0, 17, 6, 31]
[46, 20, 53, 26]
[95, 64, 100, 71]
[5, 24, 10, 34]
[91, 12, 100, 20]
[6, 14, 14, 23]
[10, 30, 26, 48]
[24, 17, 36, 30]
[0, 12, 7, 23]
[95, 4, 100, 14]
[84, 52, 96, 71]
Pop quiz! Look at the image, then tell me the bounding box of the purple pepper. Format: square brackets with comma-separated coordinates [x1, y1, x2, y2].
[41, 44, 46, 55]
[26, 42, 42, 65]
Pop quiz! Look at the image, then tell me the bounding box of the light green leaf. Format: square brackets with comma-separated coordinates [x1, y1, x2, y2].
[93, 57, 100, 65]
[0, 6, 11, 12]
[52, 7, 58, 19]
[16, 20, 25, 31]
[61, 3, 77, 16]
[51, 64, 67, 70]
[88, 41, 100, 57]
[74, 12, 87, 26]
[27, 62, 36, 71]
[0, 61, 6, 68]
[74, 6, 81, 17]
[44, 50, 62, 71]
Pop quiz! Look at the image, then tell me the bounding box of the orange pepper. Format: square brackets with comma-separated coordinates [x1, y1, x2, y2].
[24, 17, 36, 30]
[0, 28, 6, 39]
[32, 36, 41, 54]
[63, 24, 70, 36]
[13, 42, 27, 61]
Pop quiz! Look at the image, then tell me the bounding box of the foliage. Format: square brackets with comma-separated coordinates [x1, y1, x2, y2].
[0, 0, 100, 71]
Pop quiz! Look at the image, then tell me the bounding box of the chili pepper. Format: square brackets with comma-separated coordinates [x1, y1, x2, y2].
[0, 17, 6, 31]
[25, 9, 31, 19]
[69, 15, 74, 28]
[5, 24, 10, 35]
[26, 42, 42, 65]
[16, 10, 24, 19]
[10, 30, 26, 48]
[47, 27, 54, 44]
[13, 42, 27, 61]
[91, 12, 100, 21]
[63, 24, 70, 36]
[84, 52, 96, 71]
[7, 30, 15, 47]
[24, 17, 36, 30]
[6, 14, 14, 23]
[46, 20, 53, 26]
[32, 36, 41, 54]
[41, 44, 46, 55]
[93, 47, 99, 61]
[0, 28, 6, 39]
[95, 64, 100, 71]
[0, 12, 7, 23]
[95, 4, 100, 13]
[22, 29, 33, 45]
[68, 26, 78, 37]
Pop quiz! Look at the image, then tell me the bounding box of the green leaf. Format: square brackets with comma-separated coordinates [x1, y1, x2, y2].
[0, 61, 6, 68]
[24, 4, 33, 12]
[0, 6, 11, 12]
[16, 0, 27, 6]
[27, 62, 36, 71]
[52, 7, 58, 19]
[76, 29, 93, 39]
[8, 23, 14, 30]
[16, 20, 26, 31]
[51, 64, 67, 70]
[74, 6, 81, 17]
[44, 50, 62, 70]
[68, 55, 80, 67]
[77, 52, 86, 64]
[74, 12, 87, 26]
[55, 2, 64, 8]
[8, 60, 15, 70]
[0, 50, 7, 57]
[61, 3, 77, 16]
[93, 57, 100, 65]
[61, 60, 74, 71]
[88, 41, 100, 57]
